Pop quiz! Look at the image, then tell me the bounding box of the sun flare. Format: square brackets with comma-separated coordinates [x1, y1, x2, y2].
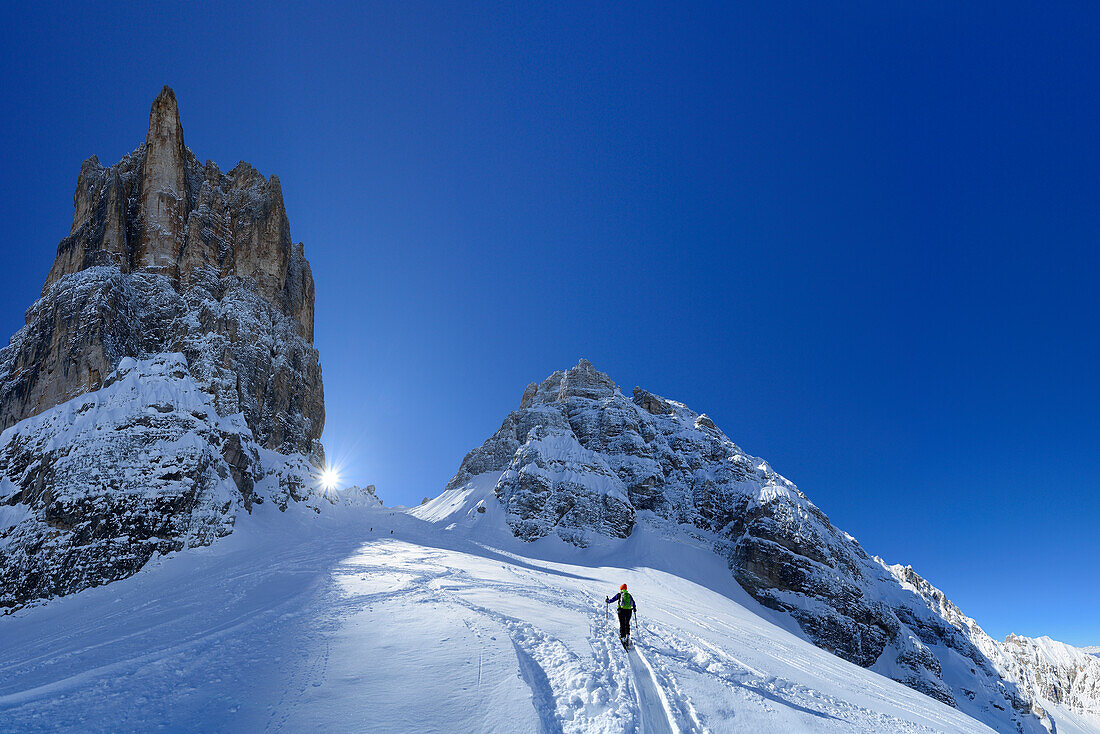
[320, 468, 341, 491]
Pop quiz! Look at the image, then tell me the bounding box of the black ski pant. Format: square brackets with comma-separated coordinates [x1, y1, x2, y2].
[617, 608, 633, 638]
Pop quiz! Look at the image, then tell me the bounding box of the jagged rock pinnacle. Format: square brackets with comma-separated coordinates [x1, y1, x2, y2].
[147, 86, 183, 147]
[138, 86, 188, 273]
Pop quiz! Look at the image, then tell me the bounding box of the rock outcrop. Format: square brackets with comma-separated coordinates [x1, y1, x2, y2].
[1000, 634, 1100, 719]
[444, 360, 1076, 734]
[337, 485, 384, 508]
[2, 87, 322, 458]
[0, 87, 325, 608]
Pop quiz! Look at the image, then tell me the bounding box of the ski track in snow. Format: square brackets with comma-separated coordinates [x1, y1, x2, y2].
[277, 524, 984, 733]
[627, 644, 677, 734]
[0, 506, 1006, 733]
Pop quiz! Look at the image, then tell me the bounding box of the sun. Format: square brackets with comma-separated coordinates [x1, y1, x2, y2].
[320, 468, 341, 491]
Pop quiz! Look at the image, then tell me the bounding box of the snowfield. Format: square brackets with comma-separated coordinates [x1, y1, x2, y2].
[0, 493, 1007, 733]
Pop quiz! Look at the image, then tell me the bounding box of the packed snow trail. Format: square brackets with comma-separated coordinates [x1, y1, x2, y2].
[603, 608, 681, 734]
[627, 645, 677, 734]
[0, 502, 1004, 732]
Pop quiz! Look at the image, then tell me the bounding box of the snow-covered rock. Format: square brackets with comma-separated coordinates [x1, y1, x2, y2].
[0, 354, 314, 607]
[333, 484, 384, 508]
[0, 87, 325, 608]
[887, 568, 1100, 730]
[442, 359, 1089, 734]
[999, 635, 1100, 719]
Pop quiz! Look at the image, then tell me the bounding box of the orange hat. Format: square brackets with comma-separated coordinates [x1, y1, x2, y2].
[620, 583, 628, 590]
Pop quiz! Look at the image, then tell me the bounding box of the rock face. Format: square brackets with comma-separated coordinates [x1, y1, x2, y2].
[0, 355, 315, 605]
[444, 360, 1092, 734]
[3, 87, 321, 457]
[0, 88, 325, 608]
[997, 636, 1100, 721]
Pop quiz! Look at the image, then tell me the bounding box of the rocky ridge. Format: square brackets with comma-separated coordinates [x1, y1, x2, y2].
[0, 88, 325, 608]
[997, 635, 1100, 720]
[441, 359, 1097, 734]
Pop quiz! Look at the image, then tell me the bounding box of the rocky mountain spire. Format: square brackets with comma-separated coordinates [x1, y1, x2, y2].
[0, 87, 327, 609]
[3, 86, 322, 445]
[138, 86, 189, 275]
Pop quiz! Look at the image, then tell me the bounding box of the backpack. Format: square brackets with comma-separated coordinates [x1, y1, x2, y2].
[618, 590, 634, 610]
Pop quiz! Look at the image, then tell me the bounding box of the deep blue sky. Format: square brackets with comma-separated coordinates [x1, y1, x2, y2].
[1, 2, 1097, 645]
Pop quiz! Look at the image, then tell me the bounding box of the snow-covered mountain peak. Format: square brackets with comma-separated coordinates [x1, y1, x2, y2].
[429, 361, 1100, 734]
[446, 361, 805, 538]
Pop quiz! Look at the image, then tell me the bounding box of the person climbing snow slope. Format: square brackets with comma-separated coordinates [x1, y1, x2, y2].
[605, 583, 636, 648]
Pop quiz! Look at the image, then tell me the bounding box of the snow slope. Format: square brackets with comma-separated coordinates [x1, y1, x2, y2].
[0, 500, 1000, 733]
